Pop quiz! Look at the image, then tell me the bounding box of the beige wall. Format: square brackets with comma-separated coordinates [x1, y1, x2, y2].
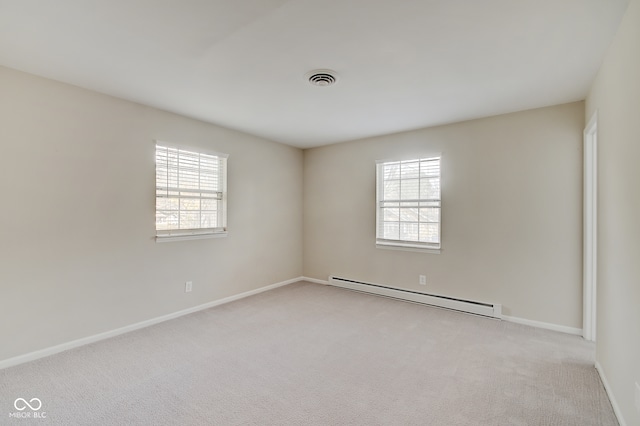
[0, 66, 303, 362]
[304, 102, 584, 328]
[0, 64, 588, 365]
[586, 0, 640, 423]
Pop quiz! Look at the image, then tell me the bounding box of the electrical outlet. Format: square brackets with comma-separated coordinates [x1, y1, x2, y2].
[635, 382, 640, 413]
[185, 281, 193, 293]
[419, 275, 427, 285]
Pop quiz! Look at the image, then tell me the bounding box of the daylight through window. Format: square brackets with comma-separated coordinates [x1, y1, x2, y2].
[376, 157, 441, 250]
[155, 144, 227, 239]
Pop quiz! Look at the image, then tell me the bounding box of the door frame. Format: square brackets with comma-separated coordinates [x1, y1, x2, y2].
[583, 111, 598, 342]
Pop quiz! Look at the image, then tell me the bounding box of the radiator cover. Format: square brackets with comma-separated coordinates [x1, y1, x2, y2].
[329, 276, 502, 319]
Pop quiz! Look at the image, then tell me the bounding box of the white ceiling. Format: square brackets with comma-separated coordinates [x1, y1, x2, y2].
[0, 0, 629, 148]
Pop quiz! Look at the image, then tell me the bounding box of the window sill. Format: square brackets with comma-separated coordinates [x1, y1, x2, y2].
[156, 232, 228, 243]
[376, 242, 441, 254]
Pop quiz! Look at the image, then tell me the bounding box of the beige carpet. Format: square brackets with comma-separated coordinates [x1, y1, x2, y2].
[1, 281, 617, 425]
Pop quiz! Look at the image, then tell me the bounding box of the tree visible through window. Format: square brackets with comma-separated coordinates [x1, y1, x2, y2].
[376, 157, 441, 250]
[155, 144, 227, 239]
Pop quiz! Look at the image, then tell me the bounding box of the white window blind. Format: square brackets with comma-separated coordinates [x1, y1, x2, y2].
[376, 157, 441, 250]
[155, 144, 227, 239]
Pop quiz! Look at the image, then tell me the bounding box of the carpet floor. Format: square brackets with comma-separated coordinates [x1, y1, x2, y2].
[1, 281, 617, 425]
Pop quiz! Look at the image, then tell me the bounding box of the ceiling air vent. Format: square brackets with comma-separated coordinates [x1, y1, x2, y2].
[306, 69, 338, 87]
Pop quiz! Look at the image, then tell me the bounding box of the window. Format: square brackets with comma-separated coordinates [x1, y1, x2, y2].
[376, 157, 441, 251]
[155, 144, 227, 240]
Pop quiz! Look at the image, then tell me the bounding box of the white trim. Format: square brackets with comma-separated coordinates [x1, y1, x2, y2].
[502, 315, 582, 335]
[375, 157, 442, 250]
[329, 276, 501, 319]
[583, 111, 598, 342]
[313, 278, 580, 335]
[376, 243, 441, 254]
[375, 154, 441, 164]
[301, 276, 330, 285]
[0, 277, 303, 370]
[595, 361, 627, 426]
[309, 277, 579, 336]
[155, 231, 228, 243]
[155, 144, 228, 238]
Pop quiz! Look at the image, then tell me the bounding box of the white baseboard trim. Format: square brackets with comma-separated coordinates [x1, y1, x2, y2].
[502, 315, 582, 336]
[595, 361, 627, 426]
[301, 276, 330, 285]
[304, 279, 580, 335]
[0, 276, 303, 370]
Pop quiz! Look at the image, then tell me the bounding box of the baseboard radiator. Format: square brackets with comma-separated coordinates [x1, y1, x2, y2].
[329, 276, 502, 319]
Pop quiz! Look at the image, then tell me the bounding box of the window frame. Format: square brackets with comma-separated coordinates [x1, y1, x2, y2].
[155, 142, 228, 242]
[375, 156, 442, 253]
